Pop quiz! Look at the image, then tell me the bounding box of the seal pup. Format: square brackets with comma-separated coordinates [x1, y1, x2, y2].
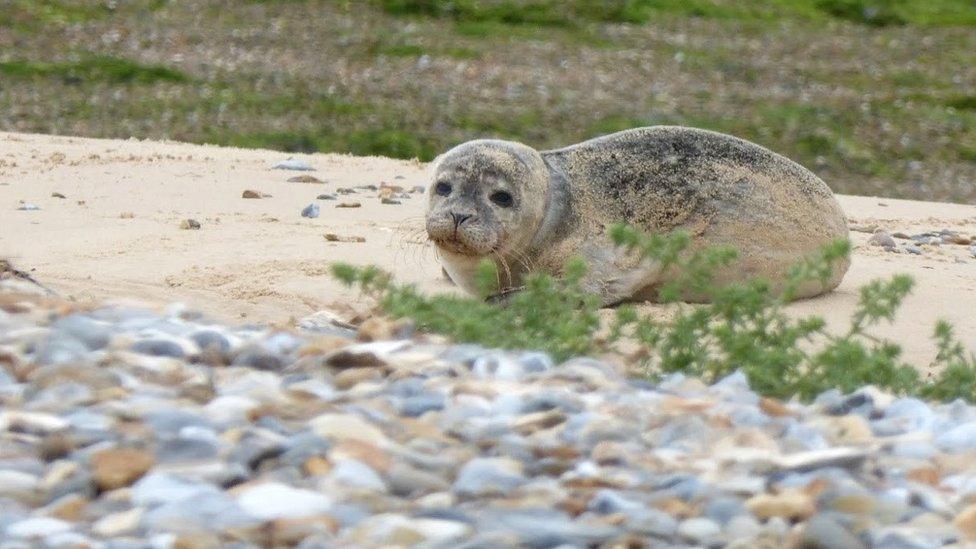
[425, 126, 849, 305]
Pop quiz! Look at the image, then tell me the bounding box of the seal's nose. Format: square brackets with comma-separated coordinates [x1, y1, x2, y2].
[451, 213, 473, 227]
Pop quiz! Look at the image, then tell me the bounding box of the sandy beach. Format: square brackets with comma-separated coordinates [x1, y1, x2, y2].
[2, 131, 975, 367]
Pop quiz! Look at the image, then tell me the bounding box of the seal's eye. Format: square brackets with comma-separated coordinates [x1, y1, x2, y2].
[434, 182, 452, 196]
[490, 191, 514, 208]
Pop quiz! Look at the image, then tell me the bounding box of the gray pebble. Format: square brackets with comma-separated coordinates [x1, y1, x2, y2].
[130, 339, 185, 358]
[935, 421, 976, 452]
[453, 458, 525, 497]
[131, 473, 221, 507]
[232, 346, 284, 371]
[33, 336, 89, 365]
[477, 509, 619, 546]
[272, 158, 314, 171]
[800, 515, 866, 549]
[51, 315, 111, 350]
[156, 436, 220, 463]
[704, 495, 747, 525]
[190, 330, 231, 354]
[301, 203, 320, 218]
[398, 394, 446, 417]
[387, 463, 450, 497]
[331, 459, 388, 492]
[143, 492, 255, 533]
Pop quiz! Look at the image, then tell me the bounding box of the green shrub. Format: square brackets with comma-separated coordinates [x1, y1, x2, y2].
[333, 224, 976, 402]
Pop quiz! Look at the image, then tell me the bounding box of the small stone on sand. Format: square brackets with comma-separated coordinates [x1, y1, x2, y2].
[273, 158, 315, 171]
[324, 233, 365, 243]
[288, 175, 324, 184]
[301, 204, 320, 218]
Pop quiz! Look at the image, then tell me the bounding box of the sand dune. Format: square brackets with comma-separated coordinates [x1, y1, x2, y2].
[2, 131, 975, 367]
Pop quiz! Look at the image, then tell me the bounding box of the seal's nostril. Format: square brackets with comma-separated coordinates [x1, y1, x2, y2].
[451, 213, 473, 227]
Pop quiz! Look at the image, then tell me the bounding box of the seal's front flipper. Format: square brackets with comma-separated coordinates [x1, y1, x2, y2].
[593, 262, 663, 307]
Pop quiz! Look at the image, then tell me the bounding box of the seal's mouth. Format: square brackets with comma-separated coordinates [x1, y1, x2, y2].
[429, 237, 486, 257]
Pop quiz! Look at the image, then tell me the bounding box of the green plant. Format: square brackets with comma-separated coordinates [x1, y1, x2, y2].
[333, 224, 976, 403]
[331, 258, 602, 360]
[921, 321, 976, 401]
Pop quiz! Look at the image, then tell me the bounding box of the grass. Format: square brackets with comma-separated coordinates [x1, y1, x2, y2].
[0, 57, 191, 85]
[372, 0, 976, 26]
[1, 0, 975, 201]
[333, 225, 976, 402]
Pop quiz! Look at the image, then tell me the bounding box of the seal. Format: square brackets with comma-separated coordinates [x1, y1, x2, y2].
[425, 126, 849, 305]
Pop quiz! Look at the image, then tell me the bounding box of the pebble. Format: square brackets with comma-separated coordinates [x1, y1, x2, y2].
[800, 515, 866, 548]
[301, 203, 320, 218]
[236, 482, 332, 520]
[92, 507, 144, 537]
[316, 193, 337, 200]
[324, 233, 365, 243]
[190, 329, 231, 354]
[272, 158, 314, 171]
[677, 517, 721, 543]
[330, 459, 388, 492]
[746, 490, 816, 521]
[904, 244, 923, 255]
[5, 517, 72, 538]
[2, 301, 976, 546]
[131, 473, 219, 506]
[0, 470, 39, 499]
[956, 504, 976, 536]
[16, 203, 40, 211]
[91, 447, 154, 490]
[287, 175, 323, 183]
[453, 457, 525, 497]
[310, 413, 390, 446]
[241, 189, 262, 199]
[336, 201, 361, 208]
[868, 230, 897, 249]
[179, 219, 201, 230]
[51, 314, 111, 350]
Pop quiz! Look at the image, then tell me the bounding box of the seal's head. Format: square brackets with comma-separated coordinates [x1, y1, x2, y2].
[425, 140, 548, 259]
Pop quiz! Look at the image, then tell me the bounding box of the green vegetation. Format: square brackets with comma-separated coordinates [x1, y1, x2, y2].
[0, 57, 190, 85]
[212, 128, 440, 159]
[333, 226, 976, 402]
[1, 0, 112, 27]
[372, 0, 976, 27]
